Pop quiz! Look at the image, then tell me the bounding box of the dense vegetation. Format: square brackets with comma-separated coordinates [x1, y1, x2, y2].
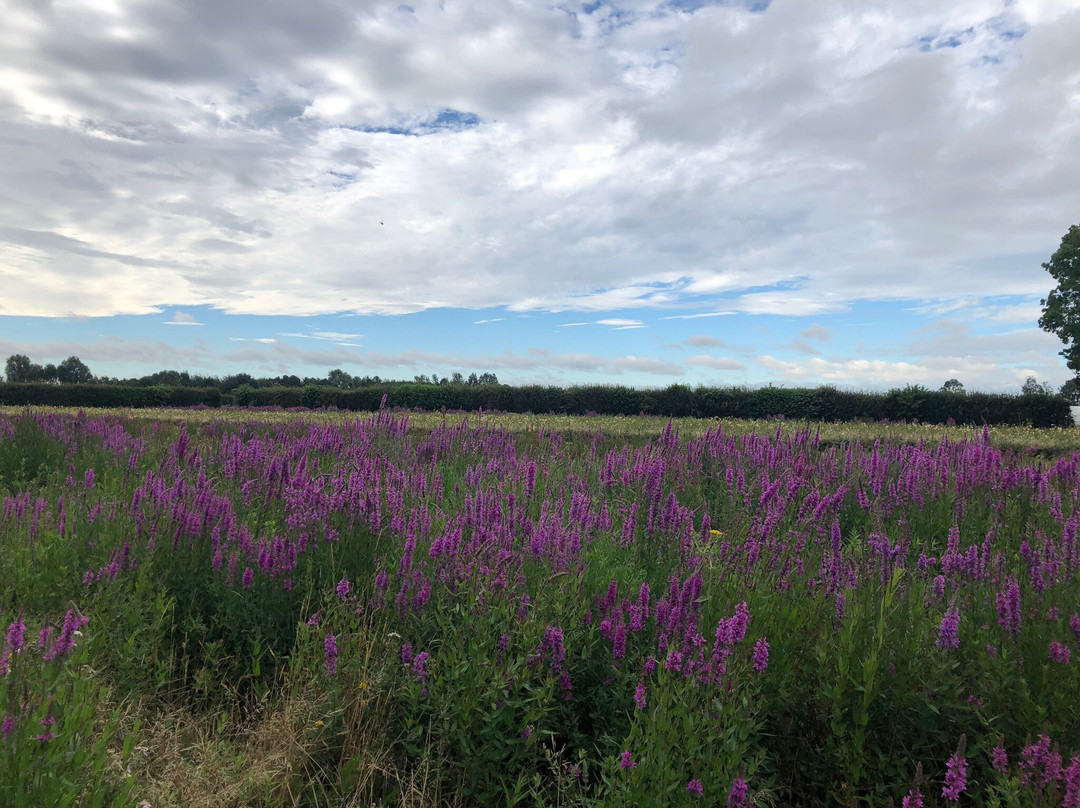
[2, 407, 1080, 806]
[0, 379, 1072, 427]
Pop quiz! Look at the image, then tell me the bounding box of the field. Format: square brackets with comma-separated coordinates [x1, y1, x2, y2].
[2, 406, 1079, 807]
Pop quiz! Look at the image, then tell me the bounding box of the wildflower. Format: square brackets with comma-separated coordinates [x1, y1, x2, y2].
[242, 566, 254, 589]
[1, 715, 15, 739]
[4, 619, 25, 653]
[936, 607, 960, 650]
[727, 777, 749, 808]
[1021, 735, 1062, 787]
[324, 634, 338, 675]
[752, 636, 769, 672]
[992, 746, 1008, 773]
[43, 609, 89, 661]
[401, 643, 413, 665]
[687, 778, 704, 796]
[942, 752, 968, 801]
[411, 651, 429, 681]
[902, 786, 923, 808]
[995, 578, 1021, 635]
[336, 578, 350, 600]
[633, 681, 647, 710]
[620, 750, 636, 769]
[1049, 640, 1071, 664]
[306, 612, 321, 626]
[1063, 754, 1080, 808]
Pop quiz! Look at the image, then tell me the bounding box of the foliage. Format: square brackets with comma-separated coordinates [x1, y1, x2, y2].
[1039, 222, 1080, 372]
[4, 409, 1080, 806]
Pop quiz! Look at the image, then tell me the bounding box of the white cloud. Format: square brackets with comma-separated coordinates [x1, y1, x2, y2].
[0, 0, 1076, 329]
[165, 312, 202, 326]
[686, 355, 747, 371]
[685, 335, 729, 348]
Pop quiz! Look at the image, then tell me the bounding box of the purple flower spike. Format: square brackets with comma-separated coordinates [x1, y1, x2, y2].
[1049, 640, 1071, 664]
[336, 578, 351, 600]
[1063, 754, 1080, 808]
[324, 634, 338, 674]
[902, 786, 923, 808]
[5, 619, 26, 653]
[992, 746, 1008, 773]
[687, 779, 704, 796]
[727, 777, 749, 808]
[942, 752, 967, 801]
[936, 607, 960, 649]
[620, 750, 636, 770]
[752, 637, 769, 672]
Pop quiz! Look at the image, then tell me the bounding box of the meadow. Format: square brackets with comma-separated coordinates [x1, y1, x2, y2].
[1, 405, 1079, 807]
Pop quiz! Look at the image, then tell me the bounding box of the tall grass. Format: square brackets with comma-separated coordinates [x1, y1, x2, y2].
[1, 408, 1079, 806]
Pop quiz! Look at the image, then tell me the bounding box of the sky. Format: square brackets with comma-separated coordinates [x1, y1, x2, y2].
[1, 0, 1079, 391]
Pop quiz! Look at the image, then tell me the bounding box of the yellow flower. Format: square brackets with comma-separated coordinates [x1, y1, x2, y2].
[709, 529, 724, 536]
[314, 720, 324, 728]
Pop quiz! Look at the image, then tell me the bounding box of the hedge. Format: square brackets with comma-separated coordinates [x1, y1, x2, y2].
[0, 382, 1071, 427]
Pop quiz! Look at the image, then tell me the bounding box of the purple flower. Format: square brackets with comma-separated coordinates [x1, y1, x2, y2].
[1021, 735, 1061, 787]
[401, 642, 413, 665]
[4, 619, 25, 653]
[633, 681, 647, 710]
[727, 777, 749, 808]
[411, 651, 429, 681]
[995, 578, 1021, 635]
[43, 610, 89, 661]
[540, 625, 566, 670]
[1063, 754, 1080, 808]
[936, 607, 961, 650]
[752, 636, 769, 672]
[992, 746, 1008, 773]
[942, 752, 967, 801]
[306, 612, 321, 626]
[902, 786, 923, 808]
[1049, 640, 1071, 664]
[687, 778, 704, 796]
[324, 634, 338, 674]
[620, 750, 636, 770]
[336, 578, 351, 600]
[1, 715, 16, 739]
[1070, 613, 1080, 648]
[242, 566, 254, 589]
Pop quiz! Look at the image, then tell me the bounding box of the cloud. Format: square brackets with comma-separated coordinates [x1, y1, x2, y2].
[0, 0, 1076, 330]
[685, 335, 730, 348]
[559, 318, 646, 329]
[473, 318, 504, 324]
[686, 355, 747, 371]
[279, 330, 363, 345]
[799, 324, 833, 341]
[165, 312, 202, 326]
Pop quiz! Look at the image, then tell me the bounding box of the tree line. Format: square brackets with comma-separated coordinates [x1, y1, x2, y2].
[2, 355, 498, 391]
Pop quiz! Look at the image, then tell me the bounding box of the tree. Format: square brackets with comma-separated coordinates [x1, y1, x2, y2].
[1038, 223, 1080, 371]
[940, 379, 965, 394]
[4, 354, 36, 383]
[1060, 378, 1080, 405]
[326, 368, 353, 389]
[57, 356, 94, 384]
[1021, 376, 1053, 396]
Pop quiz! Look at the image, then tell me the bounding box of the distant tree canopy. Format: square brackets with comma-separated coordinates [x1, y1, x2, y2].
[940, 378, 965, 394]
[1039, 222, 1080, 373]
[2, 354, 501, 391]
[4, 354, 94, 384]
